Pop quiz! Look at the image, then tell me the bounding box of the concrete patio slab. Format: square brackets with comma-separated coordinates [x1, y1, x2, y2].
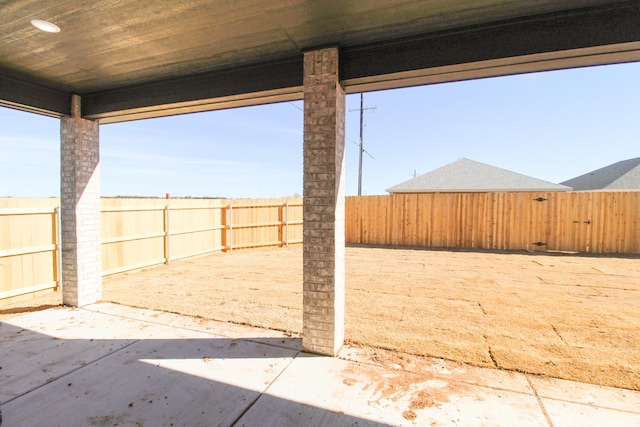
[540, 399, 640, 427]
[1, 303, 639, 427]
[4, 332, 297, 426]
[2, 306, 298, 426]
[528, 375, 640, 413]
[1, 307, 158, 403]
[237, 353, 547, 426]
[339, 344, 534, 394]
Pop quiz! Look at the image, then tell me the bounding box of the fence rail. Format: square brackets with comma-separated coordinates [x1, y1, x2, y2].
[1, 198, 303, 300]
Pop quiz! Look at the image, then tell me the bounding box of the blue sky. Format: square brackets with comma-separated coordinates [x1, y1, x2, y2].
[1, 61, 639, 198]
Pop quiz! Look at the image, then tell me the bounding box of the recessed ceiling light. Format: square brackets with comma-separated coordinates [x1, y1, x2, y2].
[31, 19, 61, 33]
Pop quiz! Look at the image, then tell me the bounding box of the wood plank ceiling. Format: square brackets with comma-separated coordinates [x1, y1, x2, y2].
[1, 0, 639, 122]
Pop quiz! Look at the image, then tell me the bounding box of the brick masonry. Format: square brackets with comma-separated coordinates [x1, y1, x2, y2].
[302, 47, 346, 356]
[60, 96, 102, 307]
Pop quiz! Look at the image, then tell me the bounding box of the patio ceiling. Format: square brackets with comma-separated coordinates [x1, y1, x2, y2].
[1, 0, 640, 122]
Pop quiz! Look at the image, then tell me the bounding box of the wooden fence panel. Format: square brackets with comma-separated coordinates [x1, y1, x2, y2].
[285, 201, 304, 245]
[0, 208, 59, 299]
[228, 202, 282, 249]
[345, 192, 639, 254]
[169, 204, 226, 261]
[623, 192, 640, 253]
[101, 207, 167, 275]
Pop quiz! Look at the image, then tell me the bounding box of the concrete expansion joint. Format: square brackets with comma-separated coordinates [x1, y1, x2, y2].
[525, 375, 555, 427]
[229, 350, 299, 427]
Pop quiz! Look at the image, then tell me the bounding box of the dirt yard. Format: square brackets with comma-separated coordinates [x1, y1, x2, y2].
[2, 245, 639, 391]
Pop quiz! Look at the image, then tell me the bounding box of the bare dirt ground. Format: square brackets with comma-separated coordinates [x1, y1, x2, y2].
[2, 245, 639, 390]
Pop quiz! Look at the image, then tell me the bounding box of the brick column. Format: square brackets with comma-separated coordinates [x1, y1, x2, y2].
[302, 47, 346, 356]
[60, 94, 102, 307]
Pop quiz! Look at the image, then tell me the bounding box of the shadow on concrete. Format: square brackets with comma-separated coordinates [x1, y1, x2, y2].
[0, 320, 392, 426]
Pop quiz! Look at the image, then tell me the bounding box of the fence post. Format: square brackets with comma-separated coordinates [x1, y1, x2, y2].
[165, 204, 171, 264]
[55, 206, 63, 291]
[285, 202, 289, 246]
[229, 202, 233, 252]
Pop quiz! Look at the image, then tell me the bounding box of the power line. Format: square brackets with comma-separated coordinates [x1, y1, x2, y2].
[348, 139, 375, 159]
[288, 101, 303, 112]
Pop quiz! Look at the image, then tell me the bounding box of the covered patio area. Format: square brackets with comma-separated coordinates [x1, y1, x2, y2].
[3, 2, 640, 425]
[3, 302, 640, 426]
[3, 0, 640, 358]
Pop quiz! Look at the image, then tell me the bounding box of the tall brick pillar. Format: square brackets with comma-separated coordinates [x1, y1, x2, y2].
[302, 47, 346, 356]
[60, 94, 102, 307]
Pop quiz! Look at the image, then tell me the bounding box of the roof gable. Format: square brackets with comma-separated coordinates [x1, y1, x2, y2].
[386, 158, 571, 193]
[560, 157, 640, 190]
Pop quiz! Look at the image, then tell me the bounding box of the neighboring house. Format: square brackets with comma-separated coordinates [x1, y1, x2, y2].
[386, 158, 571, 194]
[560, 157, 640, 190]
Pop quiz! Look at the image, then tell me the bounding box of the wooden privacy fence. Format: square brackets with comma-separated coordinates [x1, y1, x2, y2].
[346, 191, 640, 254]
[346, 192, 640, 254]
[1, 198, 303, 300]
[3, 192, 639, 301]
[101, 199, 303, 275]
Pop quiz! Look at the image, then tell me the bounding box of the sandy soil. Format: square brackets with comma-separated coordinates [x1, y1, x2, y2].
[2, 245, 639, 390]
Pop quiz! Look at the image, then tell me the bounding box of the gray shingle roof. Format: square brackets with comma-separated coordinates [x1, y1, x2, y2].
[560, 157, 640, 190]
[386, 158, 571, 193]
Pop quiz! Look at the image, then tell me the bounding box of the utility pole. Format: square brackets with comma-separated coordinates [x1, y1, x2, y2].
[351, 93, 376, 195]
[358, 94, 364, 196]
